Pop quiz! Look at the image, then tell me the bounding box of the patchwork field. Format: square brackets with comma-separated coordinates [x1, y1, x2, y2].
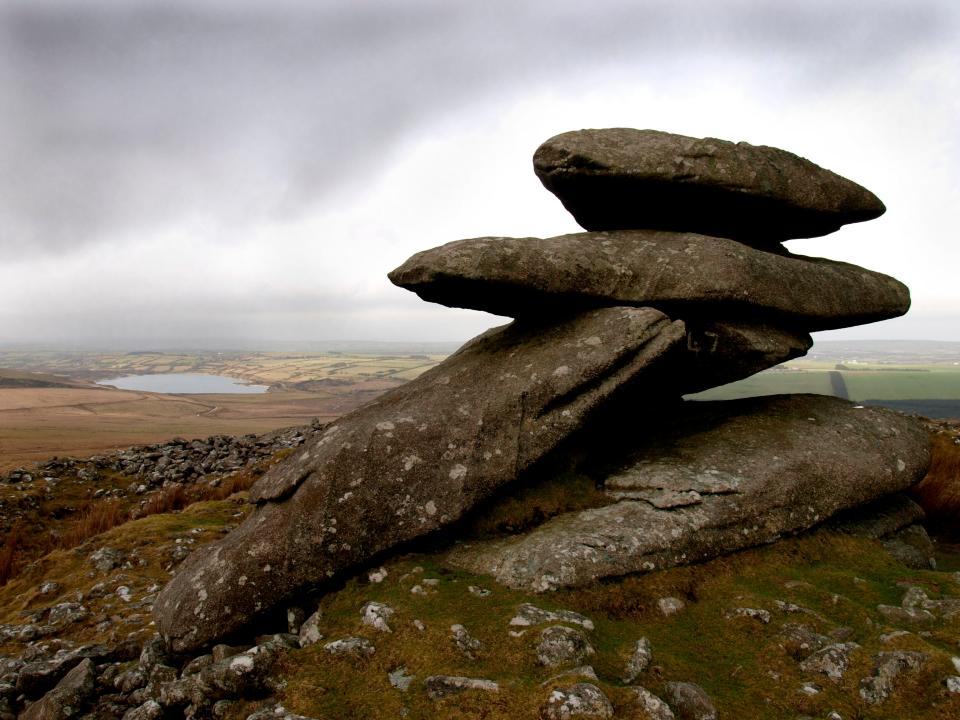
[0, 350, 447, 472]
[691, 360, 960, 418]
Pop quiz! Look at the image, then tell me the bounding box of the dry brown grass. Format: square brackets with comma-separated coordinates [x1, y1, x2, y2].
[913, 433, 960, 532]
[141, 485, 190, 516]
[0, 524, 20, 586]
[57, 500, 127, 550]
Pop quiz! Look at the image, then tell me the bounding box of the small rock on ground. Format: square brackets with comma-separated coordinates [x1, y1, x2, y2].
[537, 626, 595, 668]
[799, 643, 861, 682]
[658, 597, 686, 617]
[423, 675, 499, 700]
[664, 681, 718, 720]
[539, 682, 614, 719]
[510, 604, 595, 631]
[632, 686, 676, 720]
[623, 637, 652, 683]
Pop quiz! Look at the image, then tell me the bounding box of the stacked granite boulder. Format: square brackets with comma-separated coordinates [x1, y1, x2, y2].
[154, 129, 929, 653]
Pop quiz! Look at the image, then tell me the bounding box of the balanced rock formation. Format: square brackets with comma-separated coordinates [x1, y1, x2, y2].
[153, 126, 928, 655]
[447, 394, 931, 591]
[389, 230, 909, 331]
[532, 128, 885, 243]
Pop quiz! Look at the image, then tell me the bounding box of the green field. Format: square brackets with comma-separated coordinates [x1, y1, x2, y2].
[691, 363, 960, 413]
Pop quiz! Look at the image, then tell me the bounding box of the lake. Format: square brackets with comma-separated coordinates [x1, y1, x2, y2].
[97, 373, 270, 394]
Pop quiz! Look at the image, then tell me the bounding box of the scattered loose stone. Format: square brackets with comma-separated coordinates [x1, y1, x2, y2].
[623, 637, 652, 683]
[858, 651, 926, 704]
[361, 602, 395, 633]
[882, 524, 937, 570]
[181, 654, 214, 678]
[800, 643, 861, 682]
[194, 644, 281, 701]
[726, 607, 770, 624]
[537, 626, 594, 668]
[468, 586, 491, 598]
[664, 681, 718, 720]
[877, 605, 935, 625]
[298, 610, 323, 646]
[775, 601, 806, 614]
[946, 676, 960, 694]
[38, 582, 60, 596]
[657, 598, 686, 617]
[450, 624, 482, 659]
[323, 638, 375, 658]
[799, 682, 822, 696]
[20, 658, 95, 720]
[367, 567, 388, 583]
[423, 675, 499, 700]
[388, 667, 414, 692]
[531, 128, 885, 242]
[89, 547, 124, 573]
[631, 686, 676, 720]
[780, 624, 828, 660]
[122, 700, 163, 720]
[47, 603, 88, 626]
[510, 604, 595, 631]
[539, 682, 614, 719]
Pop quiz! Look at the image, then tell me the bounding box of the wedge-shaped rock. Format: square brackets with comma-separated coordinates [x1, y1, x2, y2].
[448, 395, 930, 591]
[154, 307, 684, 652]
[533, 128, 885, 243]
[388, 230, 909, 332]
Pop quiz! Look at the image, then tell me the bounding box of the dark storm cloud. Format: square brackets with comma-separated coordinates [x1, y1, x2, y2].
[0, 0, 953, 256]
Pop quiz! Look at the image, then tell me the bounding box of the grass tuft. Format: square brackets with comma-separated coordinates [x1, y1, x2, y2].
[57, 500, 127, 550]
[141, 485, 190, 516]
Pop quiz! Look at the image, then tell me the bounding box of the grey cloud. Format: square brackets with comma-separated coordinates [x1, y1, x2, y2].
[0, 0, 955, 257]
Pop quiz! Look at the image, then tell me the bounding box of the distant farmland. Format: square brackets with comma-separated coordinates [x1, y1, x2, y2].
[690, 363, 960, 419]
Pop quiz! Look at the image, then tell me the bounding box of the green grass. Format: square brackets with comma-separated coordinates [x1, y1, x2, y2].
[262, 531, 960, 720]
[691, 365, 960, 402]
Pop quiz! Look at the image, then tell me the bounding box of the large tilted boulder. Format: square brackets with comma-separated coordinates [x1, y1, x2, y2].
[447, 395, 931, 591]
[388, 230, 909, 331]
[154, 307, 686, 652]
[533, 128, 885, 243]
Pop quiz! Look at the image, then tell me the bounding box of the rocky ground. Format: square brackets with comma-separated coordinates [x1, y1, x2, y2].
[0, 422, 959, 719]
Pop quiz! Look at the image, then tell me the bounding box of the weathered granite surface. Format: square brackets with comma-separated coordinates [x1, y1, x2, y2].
[447, 395, 931, 591]
[154, 307, 685, 652]
[389, 230, 909, 331]
[533, 128, 885, 243]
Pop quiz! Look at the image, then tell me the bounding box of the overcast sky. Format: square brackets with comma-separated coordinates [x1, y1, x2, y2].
[1, 0, 957, 348]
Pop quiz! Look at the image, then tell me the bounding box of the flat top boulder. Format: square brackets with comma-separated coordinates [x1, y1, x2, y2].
[389, 230, 909, 332]
[533, 128, 885, 244]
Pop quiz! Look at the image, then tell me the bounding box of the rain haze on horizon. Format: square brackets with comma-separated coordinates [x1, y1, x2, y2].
[1, 0, 958, 348]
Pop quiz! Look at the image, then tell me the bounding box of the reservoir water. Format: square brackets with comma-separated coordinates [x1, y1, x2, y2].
[97, 373, 270, 394]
